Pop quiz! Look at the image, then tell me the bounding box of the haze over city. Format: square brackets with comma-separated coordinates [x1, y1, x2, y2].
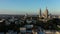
[0, 0, 60, 15]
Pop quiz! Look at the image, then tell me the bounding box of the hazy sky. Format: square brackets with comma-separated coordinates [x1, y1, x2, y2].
[0, 0, 60, 15]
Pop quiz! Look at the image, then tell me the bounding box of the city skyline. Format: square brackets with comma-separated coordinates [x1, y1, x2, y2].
[0, 0, 60, 15]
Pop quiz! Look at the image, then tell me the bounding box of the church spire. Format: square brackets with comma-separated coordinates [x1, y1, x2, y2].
[40, 8, 41, 17]
[45, 7, 48, 18]
[39, 8, 42, 17]
[46, 6, 48, 11]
